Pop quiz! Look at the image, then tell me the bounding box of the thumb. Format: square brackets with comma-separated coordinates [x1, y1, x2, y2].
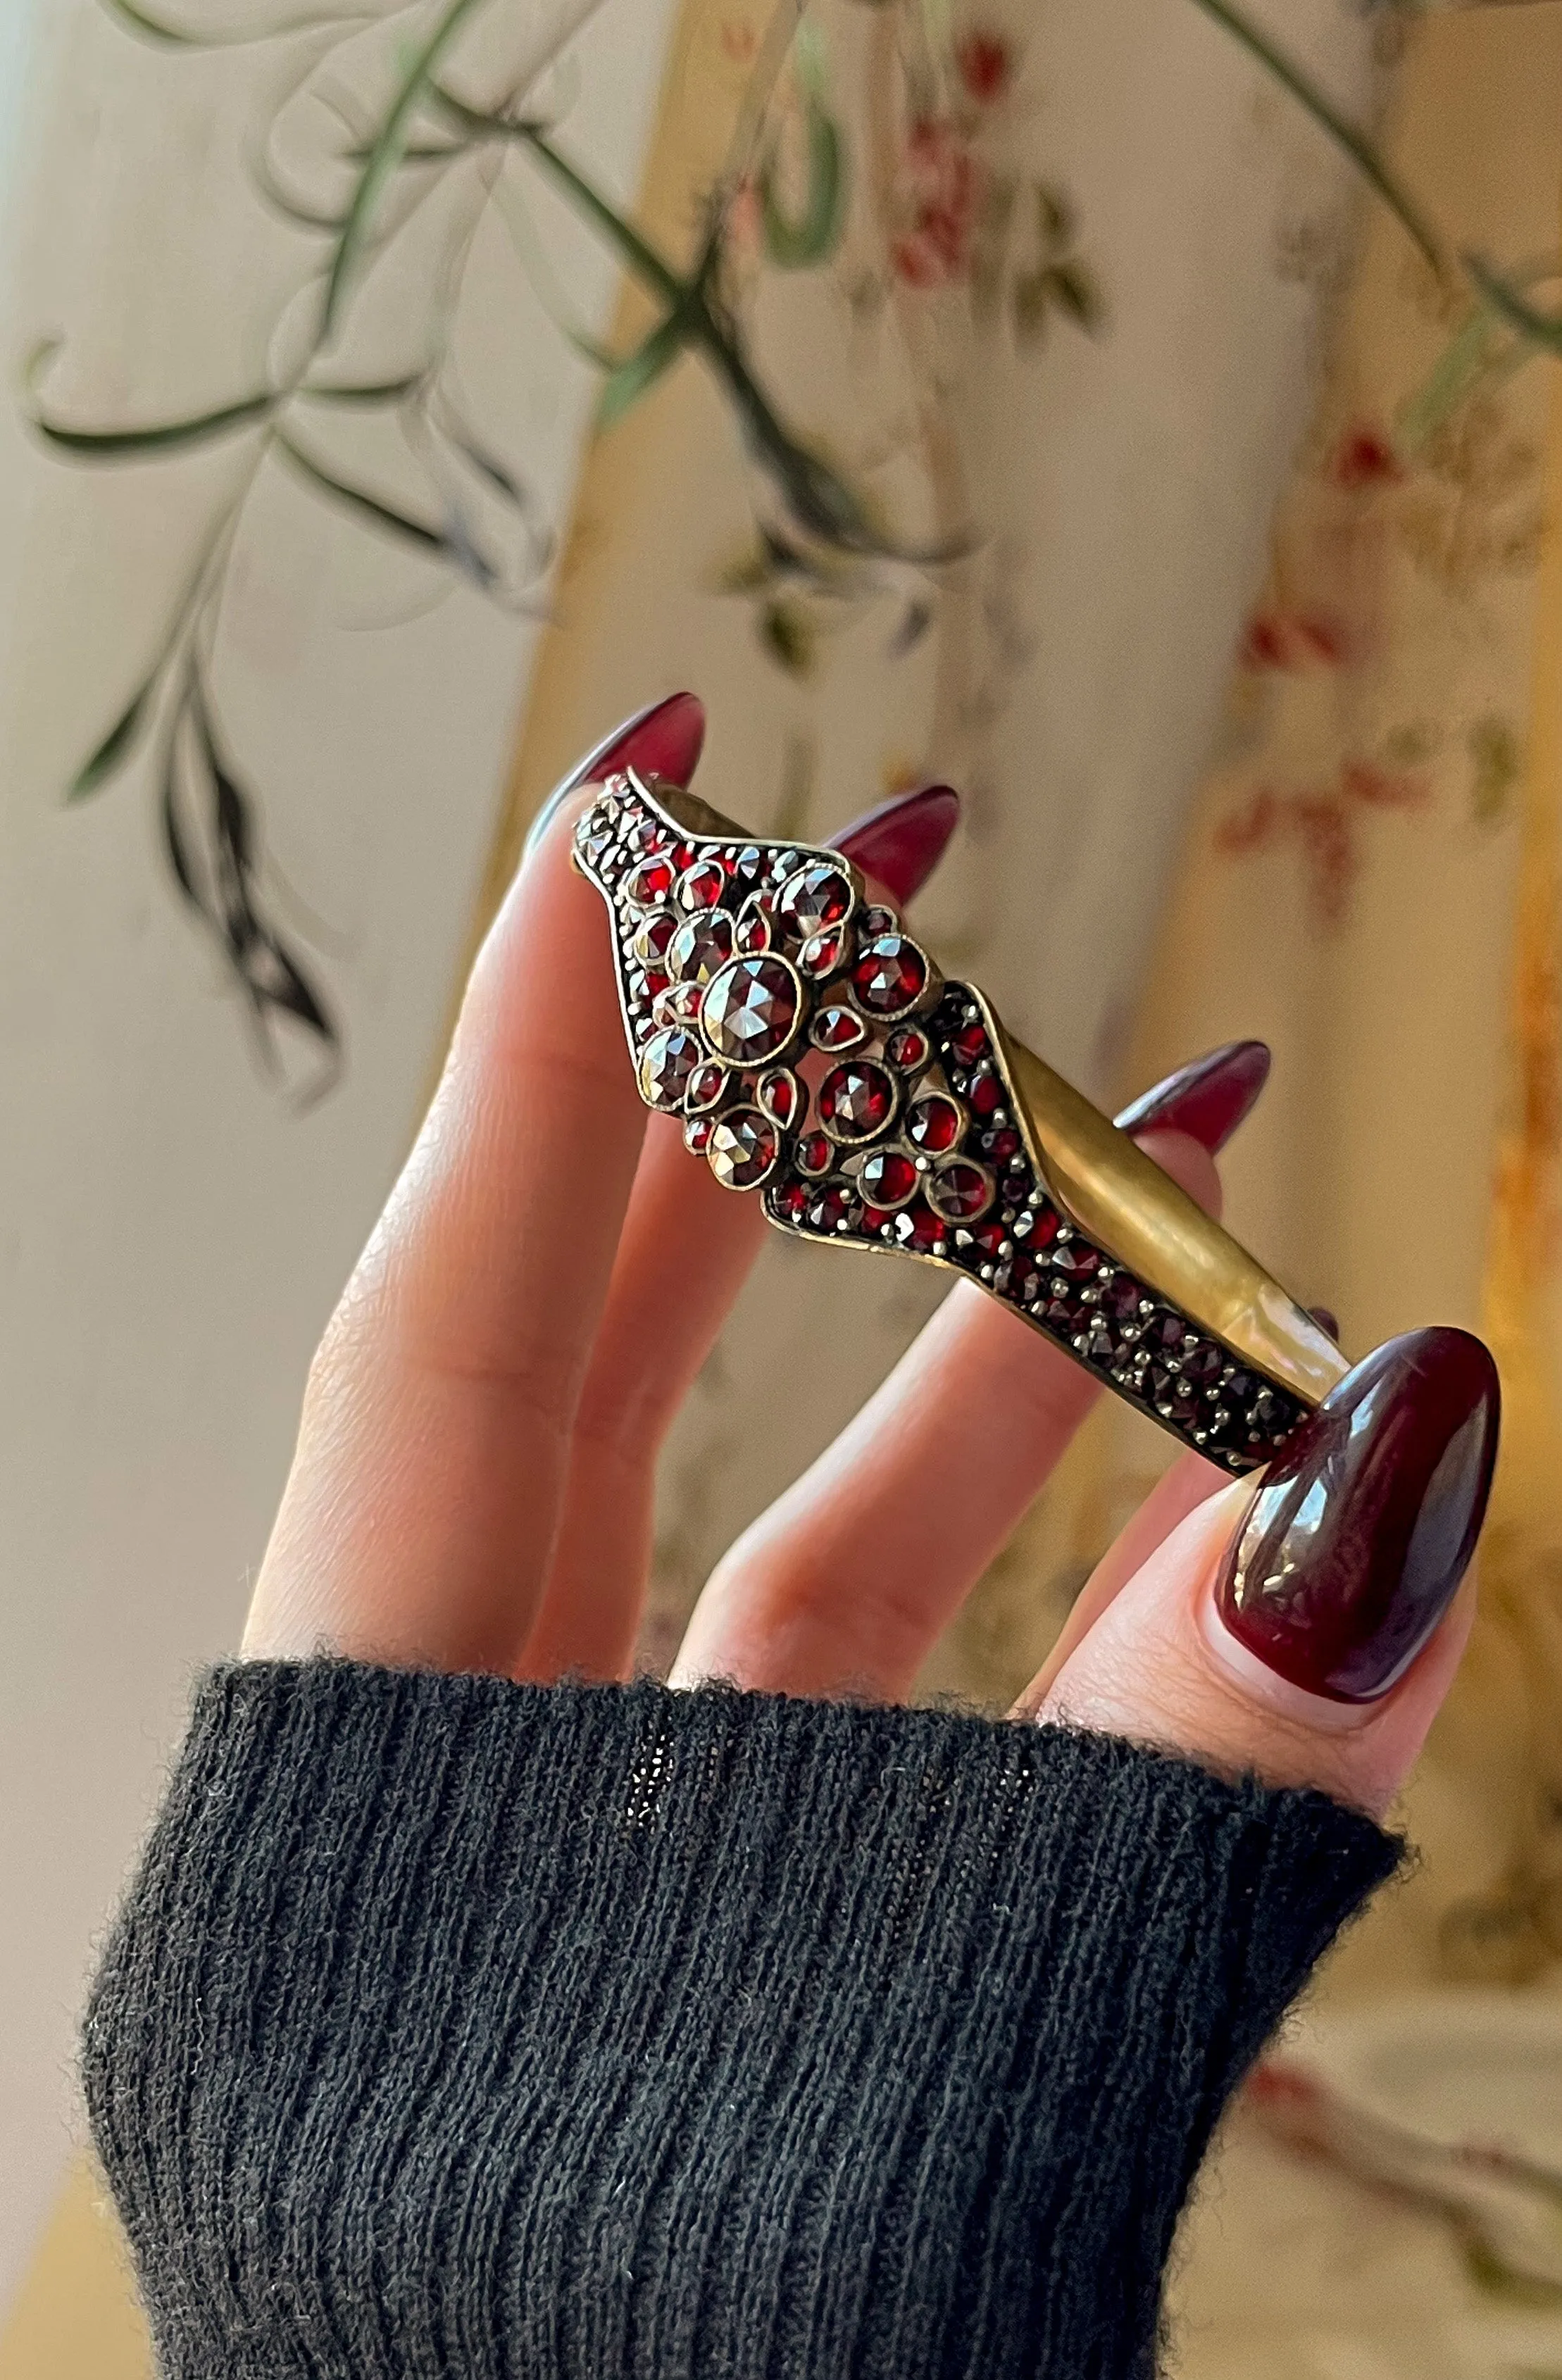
[1028, 1329, 1499, 1819]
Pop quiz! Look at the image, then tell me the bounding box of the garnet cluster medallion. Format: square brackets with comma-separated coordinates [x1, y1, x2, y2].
[574, 769, 1309, 1472]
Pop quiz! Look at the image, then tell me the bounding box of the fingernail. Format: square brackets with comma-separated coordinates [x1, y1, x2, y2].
[1115, 1040, 1271, 1155]
[1210, 1327, 1499, 1705]
[522, 691, 706, 863]
[830, 783, 960, 905]
[1310, 1306, 1341, 1344]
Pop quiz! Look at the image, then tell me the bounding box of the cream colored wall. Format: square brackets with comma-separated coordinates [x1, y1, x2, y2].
[0, 0, 679, 2327]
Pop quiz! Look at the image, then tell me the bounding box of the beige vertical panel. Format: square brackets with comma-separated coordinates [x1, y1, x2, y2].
[473, 0, 1377, 1646]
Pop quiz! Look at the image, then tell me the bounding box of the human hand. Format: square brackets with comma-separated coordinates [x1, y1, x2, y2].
[243, 694, 1497, 1823]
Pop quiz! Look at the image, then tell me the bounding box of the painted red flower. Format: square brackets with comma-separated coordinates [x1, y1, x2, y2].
[892, 117, 982, 288]
[1239, 608, 1347, 671]
[1214, 760, 1427, 927]
[956, 30, 1013, 104]
[1331, 426, 1402, 489]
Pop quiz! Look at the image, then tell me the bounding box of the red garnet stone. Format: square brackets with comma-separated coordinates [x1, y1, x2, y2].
[852, 933, 927, 1017]
[818, 1061, 896, 1142]
[907, 1094, 962, 1153]
[926, 1160, 994, 1222]
[701, 956, 801, 1066]
[858, 1148, 918, 1210]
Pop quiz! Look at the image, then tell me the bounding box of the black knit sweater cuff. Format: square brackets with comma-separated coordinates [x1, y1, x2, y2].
[85, 1661, 1400, 2380]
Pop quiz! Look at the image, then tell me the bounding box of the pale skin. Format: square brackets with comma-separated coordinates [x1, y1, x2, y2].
[244, 727, 1469, 1827]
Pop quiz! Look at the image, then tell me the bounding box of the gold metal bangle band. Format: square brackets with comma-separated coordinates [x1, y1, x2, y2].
[575, 768, 1346, 1471]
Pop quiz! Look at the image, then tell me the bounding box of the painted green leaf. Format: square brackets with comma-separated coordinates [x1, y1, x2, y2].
[1464, 254, 1562, 358]
[299, 372, 427, 408]
[32, 388, 275, 458]
[322, 0, 494, 338]
[758, 101, 846, 270]
[514, 125, 682, 306]
[1185, 0, 1445, 279]
[275, 434, 448, 551]
[104, 0, 377, 45]
[596, 311, 689, 429]
[1394, 303, 1508, 454]
[1046, 261, 1102, 329]
[68, 672, 160, 801]
[103, 0, 196, 42]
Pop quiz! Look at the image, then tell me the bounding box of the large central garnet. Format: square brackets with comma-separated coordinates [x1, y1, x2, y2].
[700, 956, 801, 1065]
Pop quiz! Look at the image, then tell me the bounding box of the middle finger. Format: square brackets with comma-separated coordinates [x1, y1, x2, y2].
[670, 1050, 1270, 1700]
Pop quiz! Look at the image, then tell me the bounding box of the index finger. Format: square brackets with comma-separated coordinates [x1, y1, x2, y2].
[243, 704, 702, 1672]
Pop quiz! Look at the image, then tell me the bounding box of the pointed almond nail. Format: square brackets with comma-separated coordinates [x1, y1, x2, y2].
[830, 784, 960, 905]
[523, 692, 706, 863]
[1115, 1041, 1271, 1155]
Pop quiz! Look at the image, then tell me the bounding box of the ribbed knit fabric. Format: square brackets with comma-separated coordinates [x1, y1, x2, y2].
[83, 1661, 1399, 2380]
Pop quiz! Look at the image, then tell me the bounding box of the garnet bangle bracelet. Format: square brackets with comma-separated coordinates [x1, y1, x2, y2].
[574, 769, 1347, 1472]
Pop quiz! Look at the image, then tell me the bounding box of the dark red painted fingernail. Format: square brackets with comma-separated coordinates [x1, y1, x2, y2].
[1215, 1327, 1499, 1703]
[830, 783, 959, 905]
[1114, 1040, 1271, 1155]
[523, 692, 706, 861]
[1310, 1306, 1341, 1344]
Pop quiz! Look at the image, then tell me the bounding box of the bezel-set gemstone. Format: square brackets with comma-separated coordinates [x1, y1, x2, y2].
[857, 1148, 919, 1211]
[810, 1005, 867, 1053]
[638, 1026, 701, 1111]
[630, 909, 677, 967]
[708, 1107, 780, 1191]
[951, 1021, 989, 1066]
[773, 1179, 811, 1224]
[818, 1060, 896, 1144]
[925, 1160, 994, 1222]
[668, 912, 734, 986]
[798, 927, 846, 979]
[757, 1067, 801, 1127]
[777, 863, 854, 941]
[623, 856, 674, 906]
[1149, 1365, 1197, 1417]
[1101, 1272, 1144, 1322]
[859, 905, 896, 938]
[684, 1114, 716, 1155]
[994, 1251, 1044, 1305]
[685, 1060, 730, 1115]
[653, 979, 704, 1028]
[906, 1093, 962, 1153]
[886, 1024, 930, 1070]
[852, 933, 930, 1019]
[970, 1070, 1001, 1118]
[894, 1204, 946, 1254]
[798, 1132, 834, 1177]
[1080, 1318, 1117, 1365]
[735, 897, 773, 956]
[1051, 1241, 1100, 1284]
[808, 1182, 864, 1234]
[701, 956, 802, 1065]
[675, 858, 728, 911]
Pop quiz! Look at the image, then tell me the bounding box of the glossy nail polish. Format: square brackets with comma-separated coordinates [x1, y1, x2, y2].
[830, 784, 960, 906]
[523, 691, 706, 861]
[1216, 1327, 1499, 1703]
[1115, 1041, 1271, 1155]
